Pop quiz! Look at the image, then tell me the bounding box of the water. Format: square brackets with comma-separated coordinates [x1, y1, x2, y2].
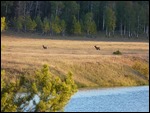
[64, 86, 149, 112]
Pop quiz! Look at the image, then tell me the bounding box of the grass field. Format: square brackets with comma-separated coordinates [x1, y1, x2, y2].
[1, 32, 149, 88]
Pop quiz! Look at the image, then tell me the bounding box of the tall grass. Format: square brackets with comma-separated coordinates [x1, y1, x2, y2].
[132, 61, 149, 79]
[1, 34, 149, 88]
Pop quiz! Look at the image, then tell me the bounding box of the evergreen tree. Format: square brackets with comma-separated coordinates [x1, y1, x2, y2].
[1, 1, 149, 38]
[42, 17, 50, 34]
[1, 1, 14, 19]
[1, 65, 78, 112]
[62, 1, 80, 34]
[35, 15, 43, 33]
[13, 16, 24, 32]
[89, 21, 97, 34]
[50, 1, 64, 17]
[24, 15, 37, 32]
[125, 2, 135, 38]
[51, 16, 61, 35]
[72, 16, 81, 35]
[84, 12, 97, 35]
[31, 64, 77, 112]
[60, 19, 66, 36]
[105, 7, 116, 37]
[116, 1, 124, 36]
[1, 70, 18, 112]
[32, 20, 37, 32]
[74, 21, 82, 35]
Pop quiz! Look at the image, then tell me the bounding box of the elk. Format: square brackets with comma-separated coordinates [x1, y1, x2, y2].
[42, 45, 47, 49]
[94, 45, 100, 50]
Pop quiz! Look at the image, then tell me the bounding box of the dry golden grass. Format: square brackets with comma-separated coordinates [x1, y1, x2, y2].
[1, 32, 149, 88]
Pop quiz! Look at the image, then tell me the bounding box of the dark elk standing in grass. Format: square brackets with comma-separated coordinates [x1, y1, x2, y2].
[94, 45, 100, 50]
[43, 45, 47, 49]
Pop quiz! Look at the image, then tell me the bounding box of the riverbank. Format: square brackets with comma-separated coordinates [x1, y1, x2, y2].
[1, 32, 149, 88]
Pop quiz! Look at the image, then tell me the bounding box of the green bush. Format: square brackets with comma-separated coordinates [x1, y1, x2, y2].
[113, 50, 122, 55]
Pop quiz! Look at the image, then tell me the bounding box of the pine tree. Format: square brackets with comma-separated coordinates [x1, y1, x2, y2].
[14, 16, 23, 32]
[63, 1, 80, 34]
[51, 16, 61, 35]
[84, 12, 97, 35]
[60, 20, 66, 36]
[74, 21, 81, 35]
[72, 16, 81, 35]
[1, 1, 149, 38]
[32, 64, 77, 112]
[1, 70, 18, 112]
[24, 15, 37, 32]
[42, 17, 50, 34]
[50, 1, 64, 17]
[35, 15, 43, 33]
[116, 1, 124, 36]
[32, 20, 37, 32]
[1, 65, 78, 112]
[89, 21, 97, 34]
[105, 7, 116, 37]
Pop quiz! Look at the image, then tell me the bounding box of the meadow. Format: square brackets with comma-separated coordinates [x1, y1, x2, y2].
[1, 32, 149, 88]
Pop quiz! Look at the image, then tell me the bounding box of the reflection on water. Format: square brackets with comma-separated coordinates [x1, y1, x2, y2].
[65, 86, 149, 112]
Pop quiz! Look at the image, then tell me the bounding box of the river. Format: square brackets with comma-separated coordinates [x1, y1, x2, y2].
[64, 86, 149, 112]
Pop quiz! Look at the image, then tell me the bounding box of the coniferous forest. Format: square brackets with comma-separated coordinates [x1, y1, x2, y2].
[1, 1, 149, 37]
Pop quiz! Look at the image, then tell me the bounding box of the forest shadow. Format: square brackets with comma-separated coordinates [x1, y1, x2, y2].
[2, 31, 149, 43]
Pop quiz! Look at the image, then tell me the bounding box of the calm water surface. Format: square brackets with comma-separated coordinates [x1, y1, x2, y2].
[64, 86, 149, 112]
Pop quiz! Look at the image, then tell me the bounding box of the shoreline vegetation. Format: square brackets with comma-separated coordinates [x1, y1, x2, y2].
[1, 32, 149, 89]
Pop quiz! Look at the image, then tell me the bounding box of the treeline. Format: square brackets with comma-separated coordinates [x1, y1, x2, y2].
[1, 1, 149, 38]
